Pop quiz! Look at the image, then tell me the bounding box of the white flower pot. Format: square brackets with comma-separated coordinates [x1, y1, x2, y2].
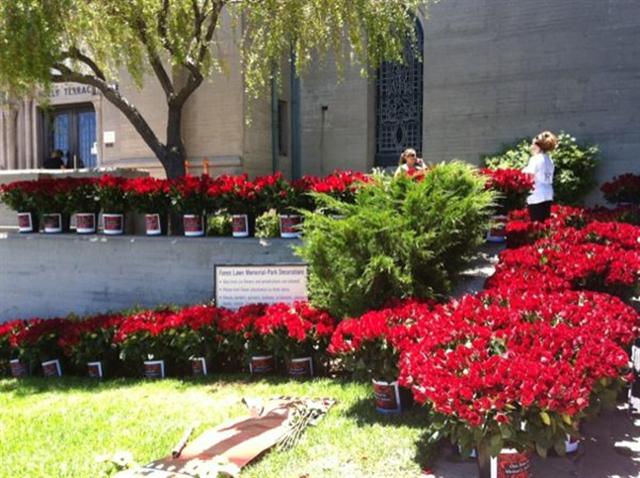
[102, 213, 124, 235]
[143, 360, 165, 379]
[76, 213, 96, 234]
[41, 359, 62, 377]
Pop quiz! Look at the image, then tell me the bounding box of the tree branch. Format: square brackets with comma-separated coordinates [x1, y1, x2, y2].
[60, 48, 107, 81]
[52, 63, 166, 163]
[132, 18, 175, 99]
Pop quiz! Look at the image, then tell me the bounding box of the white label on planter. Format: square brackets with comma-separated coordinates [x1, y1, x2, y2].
[145, 214, 162, 235]
[87, 361, 103, 378]
[144, 360, 165, 379]
[215, 265, 308, 309]
[103, 214, 124, 235]
[43, 213, 63, 233]
[232, 214, 249, 238]
[191, 357, 207, 376]
[17, 212, 33, 232]
[42, 359, 62, 377]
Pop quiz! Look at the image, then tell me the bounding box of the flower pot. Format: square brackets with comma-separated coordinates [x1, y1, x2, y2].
[486, 215, 508, 243]
[87, 361, 103, 378]
[143, 360, 165, 379]
[477, 448, 531, 478]
[372, 379, 405, 414]
[145, 213, 168, 236]
[17, 212, 39, 233]
[41, 359, 62, 377]
[279, 215, 302, 239]
[249, 355, 275, 374]
[42, 213, 66, 233]
[232, 214, 256, 238]
[9, 359, 27, 378]
[76, 213, 96, 234]
[183, 214, 205, 237]
[191, 357, 208, 376]
[102, 213, 125, 235]
[287, 357, 313, 378]
[630, 340, 640, 401]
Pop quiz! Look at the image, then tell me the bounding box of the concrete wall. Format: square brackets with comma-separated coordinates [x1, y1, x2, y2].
[0, 234, 302, 321]
[422, 0, 640, 186]
[300, 57, 375, 176]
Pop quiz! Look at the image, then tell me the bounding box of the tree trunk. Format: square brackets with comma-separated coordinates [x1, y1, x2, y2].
[163, 104, 187, 179]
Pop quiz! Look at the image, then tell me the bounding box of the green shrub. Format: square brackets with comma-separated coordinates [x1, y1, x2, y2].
[296, 163, 495, 318]
[255, 209, 281, 238]
[482, 132, 599, 204]
[207, 214, 232, 236]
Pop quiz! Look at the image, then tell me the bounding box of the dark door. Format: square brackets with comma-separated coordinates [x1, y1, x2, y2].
[45, 105, 97, 168]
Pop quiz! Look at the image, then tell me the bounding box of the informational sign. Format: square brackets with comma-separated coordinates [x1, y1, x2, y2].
[214, 265, 308, 309]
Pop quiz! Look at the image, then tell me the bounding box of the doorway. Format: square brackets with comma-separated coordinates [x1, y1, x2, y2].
[44, 104, 97, 168]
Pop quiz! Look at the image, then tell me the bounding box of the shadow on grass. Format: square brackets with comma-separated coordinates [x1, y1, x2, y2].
[343, 396, 431, 429]
[0, 372, 342, 397]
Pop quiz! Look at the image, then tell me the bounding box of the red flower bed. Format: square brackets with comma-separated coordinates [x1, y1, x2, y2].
[602, 173, 640, 204]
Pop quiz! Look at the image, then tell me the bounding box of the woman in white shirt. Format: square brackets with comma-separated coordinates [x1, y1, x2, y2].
[522, 131, 557, 221]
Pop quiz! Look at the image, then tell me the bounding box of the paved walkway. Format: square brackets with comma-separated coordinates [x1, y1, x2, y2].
[432, 244, 640, 478]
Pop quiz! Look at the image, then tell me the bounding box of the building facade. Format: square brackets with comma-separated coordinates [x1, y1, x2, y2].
[1, 0, 639, 186]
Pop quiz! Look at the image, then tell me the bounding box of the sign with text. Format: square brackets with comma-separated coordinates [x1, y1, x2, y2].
[215, 265, 308, 309]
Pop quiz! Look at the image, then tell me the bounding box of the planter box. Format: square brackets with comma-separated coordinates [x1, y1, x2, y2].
[103, 213, 125, 235]
[183, 215, 205, 237]
[17, 212, 38, 233]
[477, 448, 531, 478]
[143, 360, 165, 379]
[9, 359, 27, 378]
[191, 357, 208, 376]
[87, 361, 103, 378]
[249, 355, 275, 374]
[76, 213, 96, 234]
[279, 215, 302, 239]
[287, 356, 313, 378]
[41, 359, 62, 377]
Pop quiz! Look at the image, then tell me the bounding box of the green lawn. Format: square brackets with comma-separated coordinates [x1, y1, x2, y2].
[0, 376, 434, 478]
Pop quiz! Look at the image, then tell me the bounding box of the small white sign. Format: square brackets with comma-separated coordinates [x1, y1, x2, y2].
[215, 265, 308, 309]
[103, 131, 116, 145]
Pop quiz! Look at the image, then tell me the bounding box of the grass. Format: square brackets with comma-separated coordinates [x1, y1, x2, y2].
[0, 375, 434, 478]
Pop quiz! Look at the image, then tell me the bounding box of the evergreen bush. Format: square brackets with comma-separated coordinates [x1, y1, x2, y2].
[482, 132, 599, 204]
[296, 163, 495, 318]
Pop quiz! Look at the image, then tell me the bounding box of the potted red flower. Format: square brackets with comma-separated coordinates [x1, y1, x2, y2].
[96, 175, 129, 235]
[9, 318, 69, 377]
[172, 175, 213, 237]
[67, 178, 99, 234]
[0, 320, 26, 377]
[58, 314, 124, 378]
[274, 176, 316, 239]
[329, 299, 433, 413]
[125, 177, 172, 235]
[211, 174, 260, 238]
[481, 168, 533, 242]
[215, 303, 266, 372]
[602, 173, 640, 205]
[34, 178, 78, 233]
[254, 302, 335, 378]
[0, 180, 42, 233]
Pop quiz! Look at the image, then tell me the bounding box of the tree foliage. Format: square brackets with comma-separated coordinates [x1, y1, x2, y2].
[296, 163, 495, 318]
[0, 0, 431, 177]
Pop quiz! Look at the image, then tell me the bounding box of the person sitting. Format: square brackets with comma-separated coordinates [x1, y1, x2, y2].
[43, 150, 65, 169]
[394, 148, 426, 177]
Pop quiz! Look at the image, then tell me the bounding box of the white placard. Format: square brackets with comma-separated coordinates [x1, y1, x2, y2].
[215, 265, 308, 309]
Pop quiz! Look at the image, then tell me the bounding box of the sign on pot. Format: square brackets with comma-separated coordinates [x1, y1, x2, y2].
[214, 265, 308, 309]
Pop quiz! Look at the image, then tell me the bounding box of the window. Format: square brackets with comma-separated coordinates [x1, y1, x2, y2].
[44, 104, 97, 168]
[278, 100, 289, 157]
[375, 20, 424, 167]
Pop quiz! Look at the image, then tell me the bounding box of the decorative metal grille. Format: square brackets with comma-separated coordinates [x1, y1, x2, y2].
[375, 21, 424, 167]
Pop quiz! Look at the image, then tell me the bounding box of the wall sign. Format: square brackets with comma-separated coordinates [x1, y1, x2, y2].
[214, 265, 308, 309]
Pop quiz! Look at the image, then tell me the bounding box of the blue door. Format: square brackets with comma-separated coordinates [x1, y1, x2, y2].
[47, 106, 97, 168]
